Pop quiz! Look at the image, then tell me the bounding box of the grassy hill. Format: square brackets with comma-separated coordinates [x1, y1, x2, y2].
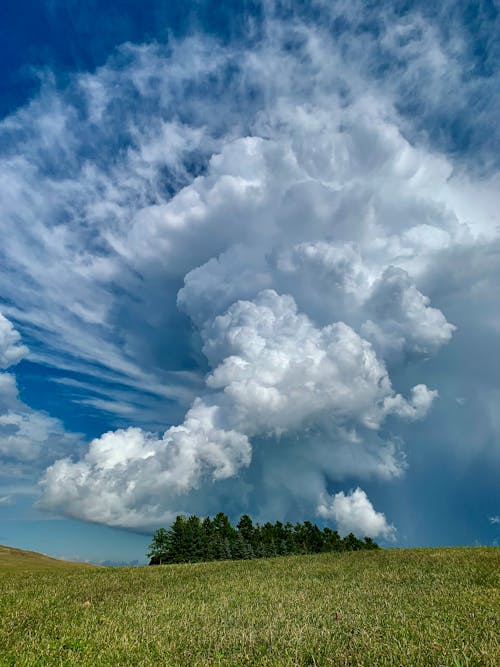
[0, 546, 498, 666]
[0, 544, 96, 571]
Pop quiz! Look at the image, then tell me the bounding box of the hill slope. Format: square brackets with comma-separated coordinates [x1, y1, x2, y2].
[0, 547, 498, 665]
[0, 544, 95, 570]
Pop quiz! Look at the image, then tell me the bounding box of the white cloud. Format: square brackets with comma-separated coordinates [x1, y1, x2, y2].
[0, 312, 81, 465]
[489, 516, 500, 525]
[40, 401, 251, 527]
[203, 290, 435, 432]
[361, 267, 456, 359]
[0, 5, 497, 532]
[0, 23, 466, 410]
[0, 314, 28, 369]
[317, 488, 396, 539]
[40, 290, 434, 528]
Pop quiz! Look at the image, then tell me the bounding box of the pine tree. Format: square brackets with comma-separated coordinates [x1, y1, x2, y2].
[343, 532, 363, 551]
[203, 517, 216, 560]
[147, 527, 171, 565]
[243, 540, 255, 559]
[363, 536, 379, 550]
[222, 537, 233, 560]
[237, 514, 254, 542]
[147, 514, 379, 564]
[323, 527, 342, 552]
[185, 515, 205, 562]
[213, 512, 236, 541]
[170, 515, 189, 562]
[231, 533, 247, 560]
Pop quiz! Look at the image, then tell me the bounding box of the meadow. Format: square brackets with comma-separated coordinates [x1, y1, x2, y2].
[0, 546, 498, 666]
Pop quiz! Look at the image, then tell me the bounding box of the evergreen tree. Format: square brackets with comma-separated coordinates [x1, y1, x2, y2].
[147, 513, 379, 564]
[343, 532, 363, 551]
[222, 537, 233, 560]
[213, 512, 236, 541]
[303, 521, 324, 553]
[363, 536, 379, 550]
[255, 543, 265, 559]
[237, 514, 254, 542]
[147, 527, 171, 565]
[202, 517, 216, 561]
[243, 540, 255, 559]
[185, 515, 205, 562]
[283, 522, 296, 553]
[293, 522, 309, 554]
[277, 540, 288, 556]
[232, 533, 248, 560]
[263, 538, 277, 558]
[322, 527, 342, 552]
[170, 515, 190, 562]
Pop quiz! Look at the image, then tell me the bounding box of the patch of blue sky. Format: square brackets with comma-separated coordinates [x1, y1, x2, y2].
[0, 0, 265, 118]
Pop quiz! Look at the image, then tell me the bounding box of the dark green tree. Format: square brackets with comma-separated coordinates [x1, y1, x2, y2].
[170, 515, 190, 562]
[322, 527, 342, 552]
[202, 516, 216, 561]
[363, 536, 380, 550]
[237, 514, 254, 542]
[213, 512, 236, 540]
[185, 515, 206, 562]
[342, 532, 363, 551]
[147, 527, 171, 565]
[148, 513, 379, 564]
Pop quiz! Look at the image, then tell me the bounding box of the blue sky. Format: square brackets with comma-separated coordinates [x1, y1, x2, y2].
[0, 0, 499, 564]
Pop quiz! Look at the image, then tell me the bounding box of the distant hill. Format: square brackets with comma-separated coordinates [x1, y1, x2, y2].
[0, 544, 96, 570]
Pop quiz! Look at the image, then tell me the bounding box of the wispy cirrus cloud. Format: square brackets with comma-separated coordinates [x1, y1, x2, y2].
[0, 313, 81, 468]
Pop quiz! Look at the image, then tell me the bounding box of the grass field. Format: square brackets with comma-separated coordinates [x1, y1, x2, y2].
[0, 546, 498, 666]
[0, 545, 96, 572]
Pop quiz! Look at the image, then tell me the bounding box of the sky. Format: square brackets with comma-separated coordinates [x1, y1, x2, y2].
[0, 0, 499, 565]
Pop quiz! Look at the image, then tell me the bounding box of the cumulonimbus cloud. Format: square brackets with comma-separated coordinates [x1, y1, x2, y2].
[1, 3, 498, 536]
[40, 289, 438, 528]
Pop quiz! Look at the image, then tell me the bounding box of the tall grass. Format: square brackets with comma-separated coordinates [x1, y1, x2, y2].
[0, 545, 95, 572]
[1, 547, 498, 666]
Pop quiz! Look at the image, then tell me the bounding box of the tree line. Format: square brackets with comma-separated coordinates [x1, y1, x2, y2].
[147, 513, 379, 564]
